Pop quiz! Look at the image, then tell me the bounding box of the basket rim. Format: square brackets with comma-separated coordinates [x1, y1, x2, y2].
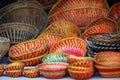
[23, 68, 39, 73]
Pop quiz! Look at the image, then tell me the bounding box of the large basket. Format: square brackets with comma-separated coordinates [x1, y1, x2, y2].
[0, 23, 38, 44]
[0, 37, 10, 60]
[49, 0, 109, 15]
[49, 8, 108, 28]
[0, 6, 48, 33]
[41, 19, 80, 38]
[50, 37, 87, 56]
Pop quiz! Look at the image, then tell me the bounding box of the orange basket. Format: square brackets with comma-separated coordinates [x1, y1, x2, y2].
[9, 38, 47, 60]
[50, 37, 87, 56]
[6, 70, 22, 77]
[0, 64, 4, 76]
[24, 68, 39, 78]
[94, 51, 120, 66]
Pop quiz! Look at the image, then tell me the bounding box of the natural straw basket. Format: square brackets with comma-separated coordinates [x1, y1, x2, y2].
[9, 38, 47, 60]
[0, 23, 38, 44]
[6, 70, 23, 77]
[0, 64, 4, 76]
[50, 37, 87, 56]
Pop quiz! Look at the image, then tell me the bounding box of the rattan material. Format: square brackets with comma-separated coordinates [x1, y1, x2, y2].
[41, 19, 80, 38]
[0, 6, 48, 33]
[50, 37, 87, 56]
[9, 38, 47, 60]
[6, 70, 23, 77]
[0, 37, 10, 60]
[0, 64, 4, 76]
[0, 23, 38, 44]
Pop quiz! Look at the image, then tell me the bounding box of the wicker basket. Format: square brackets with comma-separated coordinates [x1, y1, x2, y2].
[41, 19, 80, 38]
[94, 51, 120, 66]
[49, 0, 109, 15]
[6, 70, 23, 77]
[37, 33, 63, 50]
[9, 38, 47, 60]
[0, 64, 4, 76]
[0, 37, 10, 60]
[9, 52, 47, 66]
[0, 6, 48, 33]
[50, 37, 87, 56]
[42, 53, 67, 63]
[23, 68, 39, 78]
[49, 8, 108, 28]
[0, 23, 38, 44]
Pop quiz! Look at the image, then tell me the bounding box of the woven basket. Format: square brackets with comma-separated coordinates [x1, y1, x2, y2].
[42, 53, 67, 63]
[41, 19, 80, 38]
[9, 52, 47, 66]
[6, 70, 23, 77]
[5, 62, 24, 71]
[50, 37, 87, 56]
[0, 37, 10, 60]
[94, 51, 120, 66]
[37, 33, 63, 50]
[9, 38, 47, 60]
[23, 68, 39, 78]
[0, 70, 4, 76]
[0, 23, 38, 44]
[49, 8, 108, 28]
[0, 6, 48, 33]
[109, 2, 120, 20]
[0, 64, 4, 76]
[49, 0, 109, 15]
[67, 55, 93, 63]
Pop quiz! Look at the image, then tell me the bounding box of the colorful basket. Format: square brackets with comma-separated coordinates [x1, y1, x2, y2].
[42, 53, 67, 63]
[37, 33, 63, 50]
[0, 23, 38, 44]
[0, 64, 4, 76]
[5, 62, 24, 71]
[9, 38, 47, 60]
[23, 68, 39, 78]
[41, 19, 80, 38]
[49, 0, 109, 15]
[67, 55, 93, 63]
[6, 70, 23, 77]
[94, 51, 120, 66]
[50, 37, 87, 56]
[9, 52, 47, 66]
[0, 37, 10, 60]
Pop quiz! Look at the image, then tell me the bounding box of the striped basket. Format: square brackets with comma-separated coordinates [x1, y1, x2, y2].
[6, 70, 23, 77]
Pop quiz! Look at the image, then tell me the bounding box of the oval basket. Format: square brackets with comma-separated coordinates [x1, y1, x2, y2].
[9, 38, 47, 60]
[6, 70, 23, 77]
[50, 37, 87, 56]
[0, 23, 38, 44]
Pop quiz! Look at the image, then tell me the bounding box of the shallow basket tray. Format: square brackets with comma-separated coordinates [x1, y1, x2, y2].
[0, 23, 38, 44]
[6, 70, 22, 77]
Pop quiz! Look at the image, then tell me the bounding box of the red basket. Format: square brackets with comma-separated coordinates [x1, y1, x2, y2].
[6, 70, 22, 77]
[50, 37, 87, 56]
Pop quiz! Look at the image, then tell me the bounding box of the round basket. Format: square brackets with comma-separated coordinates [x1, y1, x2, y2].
[0, 37, 10, 60]
[6, 70, 23, 77]
[42, 53, 67, 63]
[50, 37, 87, 56]
[94, 51, 120, 66]
[0, 6, 48, 33]
[41, 19, 80, 38]
[49, 8, 108, 28]
[9, 38, 47, 60]
[23, 68, 39, 78]
[9, 52, 47, 66]
[37, 33, 63, 50]
[0, 23, 38, 44]
[5, 62, 24, 71]
[0, 64, 4, 76]
[49, 0, 109, 15]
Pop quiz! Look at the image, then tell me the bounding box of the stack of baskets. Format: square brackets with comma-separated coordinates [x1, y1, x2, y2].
[0, 1, 48, 44]
[94, 51, 120, 78]
[86, 32, 120, 57]
[49, 0, 109, 31]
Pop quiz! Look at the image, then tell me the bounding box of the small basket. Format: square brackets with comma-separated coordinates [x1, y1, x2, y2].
[23, 68, 39, 78]
[0, 23, 38, 44]
[67, 55, 93, 63]
[41, 19, 80, 38]
[94, 51, 120, 66]
[42, 53, 67, 63]
[5, 62, 24, 71]
[50, 37, 87, 56]
[49, 8, 108, 28]
[0, 64, 4, 76]
[0, 37, 10, 60]
[37, 33, 63, 50]
[9, 38, 47, 60]
[9, 52, 47, 66]
[6, 70, 23, 77]
[0, 70, 4, 76]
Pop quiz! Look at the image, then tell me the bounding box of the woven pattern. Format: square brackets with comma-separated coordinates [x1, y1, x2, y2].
[6, 70, 22, 77]
[0, 64, 4, 76]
